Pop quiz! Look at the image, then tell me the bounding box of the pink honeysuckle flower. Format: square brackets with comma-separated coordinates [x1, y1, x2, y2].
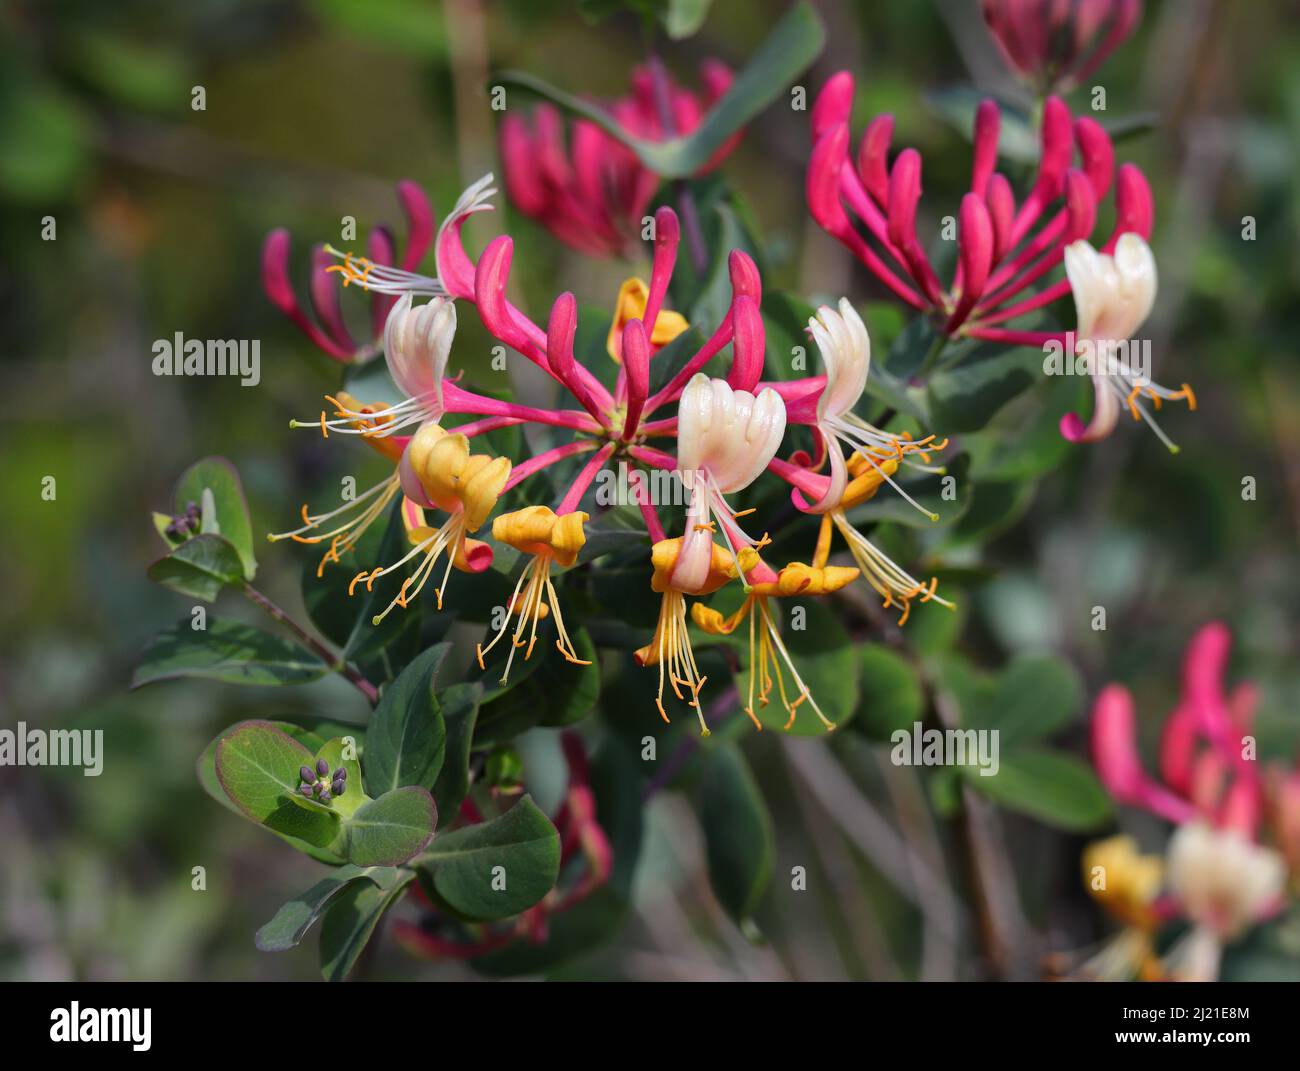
[982, 0, 1143, 96]
[499, 60, 739, 258]
[1091, 623, 1263, 835]
[1058, 233, 1195, 448]
[807, 75, 1151, 344]
[262, 179, 434, 362]
[757, 300, 955, 625]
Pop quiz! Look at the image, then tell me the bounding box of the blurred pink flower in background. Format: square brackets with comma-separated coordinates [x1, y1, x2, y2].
[499, 60, 740, 258]
[981, 0, 1143, 95]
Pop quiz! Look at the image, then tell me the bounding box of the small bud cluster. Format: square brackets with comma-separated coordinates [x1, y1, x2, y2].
[164, 500, 202, 539]
[299, 758, 347, 803]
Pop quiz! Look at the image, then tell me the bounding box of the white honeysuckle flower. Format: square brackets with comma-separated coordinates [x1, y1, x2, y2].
[294, 294, 457, 439]
[677, 374, 787, 493]
[1061, 232, 1195, 448]
[1163, 822, 1285, 981]
[808, 298, 943, 516]
[673, 374, 786, 593]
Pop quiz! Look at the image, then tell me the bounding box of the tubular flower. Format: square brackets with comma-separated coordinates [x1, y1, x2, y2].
[693, 563, 858, 731]
[499, 61, 739, 258]
[267, 390, 407, 575]
[351, 424, 508, 624]
[478, 506, 591, 683]
[807, 74, 1154, 347]
[765, 300, 955, 625]
[982, 0, 1143, 95]
[262, 179, 434, 362]
[294, 294, 457, 441]
[634, 536, 744, 735]
[1059, 233, 1194, 448]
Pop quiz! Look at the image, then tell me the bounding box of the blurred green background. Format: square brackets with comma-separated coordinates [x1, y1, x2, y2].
[1, 0, 1298, 980]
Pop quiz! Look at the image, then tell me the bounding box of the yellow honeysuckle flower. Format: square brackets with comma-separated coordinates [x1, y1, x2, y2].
[268, 391, 405, 576]
[350, 424, 510, 624]
[822, 453, 955, 626]
[606, 277, 689, 362]
[477, 506, 591, 683]
[692, 562, 857, 732]
[634, 536, 743, 736]
[1083, 834, 1164, 932]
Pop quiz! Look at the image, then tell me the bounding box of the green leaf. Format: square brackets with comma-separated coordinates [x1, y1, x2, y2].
[0, 77, 91, 201]
[214, 721, 340, 848]
[131, 618, 328, 689]
[962, 653, 1083, 752]
[927, 348, 1046, 433]
[492, 2, 824, 179]
[431, 682, 484, 821]
[173, 456, 257, 580]
[853, 646, 925, 741]
[147, 533, 244, 601]
[364, 643, 450, 795]
[255, 865, 393, 952]
[318, 867, 415, 982]
[338, 786, 437, 866]
[665, 0, 713, 38]
[964, 749, 1113, 831]
[412, 795, 560, 922]
[474, 628, 600, 745]
[700, 743, 773, 924]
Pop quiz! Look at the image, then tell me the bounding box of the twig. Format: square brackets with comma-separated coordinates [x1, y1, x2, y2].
[241, 582, 379, 704]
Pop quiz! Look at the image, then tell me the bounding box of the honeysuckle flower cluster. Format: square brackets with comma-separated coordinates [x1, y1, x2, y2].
[265, 172, 954, 737]
[981, 0, 1143, 96]
[500, 60, 739, 258]
[807, 72, 1194, 447]
[1078, 623, 1290, 981]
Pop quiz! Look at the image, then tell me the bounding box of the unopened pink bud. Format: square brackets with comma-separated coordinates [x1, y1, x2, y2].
[621, 319, 650, 438]
[956, 193, 994, 309]
[857, 114, 894, 204]
[1113, 163, 1154, 239]
[500, 113, 547, 216]
[728, 249, 762, 302]
[971, 98, 1000, 197]
[986, 172, 1015, 261]
[261, 229, 297, 313]
[1091, 684, 1147, 804]
[1064, 168, 1098, 241]
[811, 71, 855, 142]
[1035, 96, 1074, 200]
[474, 235, 529, 353]
[807, 125, 853, 237]
[727, 295, 764, 392]
[1073, 116, 1115, 199]
[395, 179, 434, 271]
[886, 148, 923, 251]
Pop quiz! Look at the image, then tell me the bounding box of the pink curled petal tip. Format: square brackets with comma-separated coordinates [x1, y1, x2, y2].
[970, 98, 1001, 197]
[857, 113, 894, 204]
[811, 71, 855, 142]
[728, 249, 762, 302]
[726, 295, 765, 393]
[806, 124, 853, 237]
[261, 229, 297, 313]
[1073, 116, 1115, 199]
[396, 179, 434, 271]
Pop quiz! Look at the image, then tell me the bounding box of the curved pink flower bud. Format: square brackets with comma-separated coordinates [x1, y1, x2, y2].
[1034, 96, 1074, 203]
[811, 70, 855, 142]
[261, 229, 353, 361]
[857, 114, 894, 205]
[396, 179, 434, 272]
[807, 124, 853, 239]
[500, 114, 547, 217]
[986, 172, 1015, 262]
[309, 243, 354, 352]
[726, 295, 764, 393]
[1074, 116, 1115, 199]
[948, 193, 995, 330]
[1091, 684, 1197, 823]
[1160, 702, 1199, 798]
[1110, 163, 1155, 243]
[621, 319, 650, 440]
[1064, 168, 1098, 241]
[970, 98, 1000, 197]
[700, 58, 733, 104]
[886, 147, 923, 251]
[643, 206, 680, 332]
[728, 249, 762, 303]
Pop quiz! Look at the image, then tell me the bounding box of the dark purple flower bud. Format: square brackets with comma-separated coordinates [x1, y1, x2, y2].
[319, 788, 332, 802]
[332, 778, 345, 797]
[312, 782, 323, 796]
[299, 784, 313, 796]
[316, 758, 329, 777]
[300, 765, 315, 784]
[334, 767, 347, 782]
